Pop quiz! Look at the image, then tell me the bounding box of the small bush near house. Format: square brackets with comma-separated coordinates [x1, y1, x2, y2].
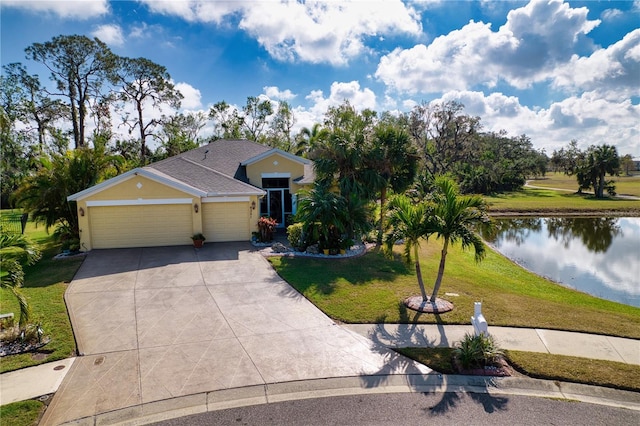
[257, 217, 277, 242]
[286, 223, 305, 250]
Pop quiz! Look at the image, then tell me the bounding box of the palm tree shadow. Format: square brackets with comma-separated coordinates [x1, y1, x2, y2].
[425, 383, 509, 416]
[361, 302, 510, 416]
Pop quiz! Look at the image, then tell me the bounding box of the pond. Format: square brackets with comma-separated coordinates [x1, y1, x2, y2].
[481, 217, 640, 308]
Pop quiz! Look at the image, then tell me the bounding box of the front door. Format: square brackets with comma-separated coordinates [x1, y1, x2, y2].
[267, 189, 284, 227]
[261, 178, 292, 228]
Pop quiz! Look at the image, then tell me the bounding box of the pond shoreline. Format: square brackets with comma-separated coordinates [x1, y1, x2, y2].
[488, 209, 640, 217]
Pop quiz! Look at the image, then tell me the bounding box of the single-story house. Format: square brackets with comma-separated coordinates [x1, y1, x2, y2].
[67, 139, 314, 250]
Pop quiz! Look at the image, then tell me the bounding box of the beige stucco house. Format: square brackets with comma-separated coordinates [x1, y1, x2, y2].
[67, 139, 314, 250]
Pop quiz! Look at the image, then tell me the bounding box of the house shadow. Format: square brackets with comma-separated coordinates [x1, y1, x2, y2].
[70, 242, 248, 280]
[359, 303, 509, 417]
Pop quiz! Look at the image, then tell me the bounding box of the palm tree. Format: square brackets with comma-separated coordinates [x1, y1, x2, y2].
[384, 195, 433, 301]
[370, 124, 418, 244]
[14, 146, 122, 237]
[591, 144, 620, 198]
[295, 183, 348, 249]
[0, 233, 41, 327]
[295, 123, 328, 157]
[310, 102, 377, 200]
[428, 176, 488, 301]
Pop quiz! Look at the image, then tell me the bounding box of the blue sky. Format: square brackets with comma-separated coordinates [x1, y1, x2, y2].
[1, 0, 639, 156]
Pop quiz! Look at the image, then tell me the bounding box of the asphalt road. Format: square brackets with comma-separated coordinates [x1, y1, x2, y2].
[152, 392, 640, 426]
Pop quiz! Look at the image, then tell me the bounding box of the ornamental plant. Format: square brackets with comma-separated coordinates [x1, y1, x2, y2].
[258, 216, 277, 242]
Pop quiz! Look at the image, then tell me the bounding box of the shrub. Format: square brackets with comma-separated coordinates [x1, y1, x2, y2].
[257, 217, 277, 242]
[287, 223, 305, 250]
[453, 332, 503, 369]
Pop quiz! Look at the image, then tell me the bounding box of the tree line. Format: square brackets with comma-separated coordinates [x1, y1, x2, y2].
[2, 34, 630, 220]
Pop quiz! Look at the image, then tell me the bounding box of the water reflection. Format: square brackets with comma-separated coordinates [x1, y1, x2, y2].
[546, 217, 621, 253]
[482, 217, 640, 307]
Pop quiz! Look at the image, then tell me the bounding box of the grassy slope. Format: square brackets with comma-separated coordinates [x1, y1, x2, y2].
[0, 221, 84, 373]
[269, 242, 640, 339]
[529, 172, 640, 197]
[484, 187, 640, 215]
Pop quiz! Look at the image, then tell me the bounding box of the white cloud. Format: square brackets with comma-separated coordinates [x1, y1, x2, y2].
[129, 23, 150, 39]
[601, 8, 623, 21]
[304, 81, 377, 117]
[375, 0, 600, 93]
[263, 86, 296, 101]
[1, 0, 109, 19]
[140, 0, 240, 24]
[431, 90, 640, 155]
[552, 29, 640, 101]
[174, 82, 202, 109]
[91, 24, 125, 46]
[140, 0, 421, 65]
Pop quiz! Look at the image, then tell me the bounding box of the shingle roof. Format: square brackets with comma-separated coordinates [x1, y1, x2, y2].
[143, 139, 313, 195]
[162, 139, 271, 180]
[68, 140, 315, 200]
[147, 157, 264, 196]
[294, 163, 316, 185]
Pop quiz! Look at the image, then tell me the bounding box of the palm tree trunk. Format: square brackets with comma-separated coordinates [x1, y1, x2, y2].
[11, 287, 31, 328]
[377, 186, 387, 246]
[430, 238, 449, 301]
[414, 244, 429, 301]
[597, 170, 605, 198]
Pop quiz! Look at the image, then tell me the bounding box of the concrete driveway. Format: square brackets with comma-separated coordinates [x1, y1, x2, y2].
[42, 243, 431, 425]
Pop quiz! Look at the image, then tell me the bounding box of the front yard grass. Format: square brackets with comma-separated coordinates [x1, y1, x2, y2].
[0, 400, 45, 426]
[396, 347, 640, 393]
[269, 242, 640, 339]
[0, 221, 84, 373]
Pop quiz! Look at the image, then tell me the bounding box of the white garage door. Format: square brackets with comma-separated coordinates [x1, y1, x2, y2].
[202, 202, 250, 242]
[89, 204, 193, 249]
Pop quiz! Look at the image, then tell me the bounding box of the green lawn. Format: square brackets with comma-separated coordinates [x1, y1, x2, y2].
[529, 172, 640, 197]
[396, 347, 640, 393]
[0, 400, 45, 426]
[269, 242, 640, 339]
[0, 220, 84, 373]
[484, 187, 640, 215]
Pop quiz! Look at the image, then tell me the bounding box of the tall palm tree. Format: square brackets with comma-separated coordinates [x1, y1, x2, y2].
[591, 144, 620, 198]
[310, 102, 377, 200]
[384, 195, 433, 301]
[0, 233, 41, 327]
[295, 123, 328, 157]
[370, 124, 418, 244]
[428, 176, 488, 301]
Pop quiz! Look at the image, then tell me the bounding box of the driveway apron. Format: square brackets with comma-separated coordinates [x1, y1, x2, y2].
[42, 243, 431, 425]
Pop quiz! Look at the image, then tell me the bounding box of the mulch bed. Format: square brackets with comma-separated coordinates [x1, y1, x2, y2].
[0, 338, 50, 357]
[453, 356, 513, 377]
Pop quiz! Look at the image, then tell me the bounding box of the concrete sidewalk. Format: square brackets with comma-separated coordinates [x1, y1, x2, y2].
[0, 357, 76, 405]
[344, 324, 640, 365]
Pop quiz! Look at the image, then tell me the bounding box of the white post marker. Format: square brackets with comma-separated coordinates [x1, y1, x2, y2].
[471, 302, 488, 336]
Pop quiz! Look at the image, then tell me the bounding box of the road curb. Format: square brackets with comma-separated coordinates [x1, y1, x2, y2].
[58, 374, 640, 425]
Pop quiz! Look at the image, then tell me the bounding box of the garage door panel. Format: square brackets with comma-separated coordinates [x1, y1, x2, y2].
[203, 202, 250, 242]
[90, 205, 192, 249]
